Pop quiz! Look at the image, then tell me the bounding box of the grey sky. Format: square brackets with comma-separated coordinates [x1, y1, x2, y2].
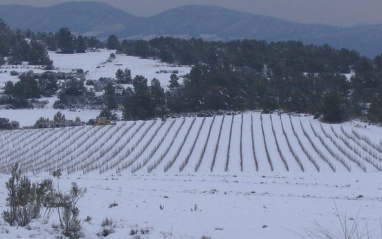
[0, 0, 381, 26]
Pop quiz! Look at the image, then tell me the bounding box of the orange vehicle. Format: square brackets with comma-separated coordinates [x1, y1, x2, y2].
[94, 117, 116, 126]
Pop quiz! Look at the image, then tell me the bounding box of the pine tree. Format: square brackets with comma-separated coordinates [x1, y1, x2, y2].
[29, 40, 52, 66]
[104, 82, 117, 110]
[106, 34, 119, 50]
[56, 28, 74, 54]
[75, 35, 86, 53]
[322, 92, 346, 123]
[368, 94, 382, 123]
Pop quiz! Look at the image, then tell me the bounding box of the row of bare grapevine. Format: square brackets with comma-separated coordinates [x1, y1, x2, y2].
[109, 122, 159, 174]
[260, 114, 273, 171]
[250, 114, 258, 171]
[270, 115, 289, 171]
[123, 120, 166, 172]
[4, 128, 59, 171]
[147, 118, 186, 173]
[179, 117, 206, 172]
[83, 123, 137, 173]
[289, 116, 320, 171]
[164, 117, 197, 172]
[26, 126, 92, 173]
[331, 126, 381, 171]
[67, 125, 115, 173]
[342, 127, 382, 162]
[352, 129, 382, 154]
[299, 120, 336, 172]
[195, 116, 216, 172]
[21, 127, 80, 172]
[79, 124, 125, 173]
[131, 120, 177, 173]
[240, 114, 244, 171]
[1, 129, 49, 166]
[309, 122, 351, 171]
[211, 115, 225, 172]
[320, 124, 366, 171]
[0, 128, 36, 162]
[105, 121, 157, 173]
[225, 115, 234, 172]
[279, 116, 304, 171]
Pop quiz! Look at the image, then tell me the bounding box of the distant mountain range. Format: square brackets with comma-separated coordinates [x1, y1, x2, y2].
[0, 1, 381, 58]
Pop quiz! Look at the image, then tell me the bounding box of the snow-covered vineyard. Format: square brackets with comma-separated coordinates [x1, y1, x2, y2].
[1, 112, 381, 175]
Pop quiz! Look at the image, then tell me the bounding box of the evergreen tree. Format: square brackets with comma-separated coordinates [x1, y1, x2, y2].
[106, 34, 119, 50]
[169, 73, 180, 89]
[9, 40, 30, 64]
[29, 40, 52, 66]
[0, 53, 4, 66]
[86, 36, 102, 49]
[0, 117, 19, 130]
[53, 111, 66, 127]
[104, 82, 117, 110]
[12, 71, 40, 99]
[46, 33, 58, 51]
[124, 75, 155, 120]
[150, 78, 165, 109]
[368, 94, 382, 123]
[3, 81, 14, 94]
[56, 28, 74, 54]
[115, 68, 131, 84]
[322, 92, 346, 123]
[75, 35, 86, 53]
[98, 108, 117, 121]
[0, 19, 13, 56]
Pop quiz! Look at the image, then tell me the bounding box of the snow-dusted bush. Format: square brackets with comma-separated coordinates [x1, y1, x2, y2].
[97, 217, 115, 237]
[47, 181, 86, 239]
[2, 165, 87, 238]
[2, 163, 53, 227]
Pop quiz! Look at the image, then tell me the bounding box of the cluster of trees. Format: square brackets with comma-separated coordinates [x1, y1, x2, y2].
[114, 37, 381, 123]
[34, 111, 85, 128]
[0, 117, 19, 130]
[0, 20, 52, 66]
[0, 19, 107, 66]
[2, 71, 58, 108]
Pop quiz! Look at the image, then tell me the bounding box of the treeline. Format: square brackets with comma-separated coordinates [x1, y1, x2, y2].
[116, 37, 382, 123]
[1, 19, 381, 124]
[0, 19, 52, 66]
[0, 19, 104, 66]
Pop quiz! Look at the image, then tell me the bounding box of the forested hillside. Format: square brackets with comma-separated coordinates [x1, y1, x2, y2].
[1, 3, 382, 58]
[0, 20, 381, 124]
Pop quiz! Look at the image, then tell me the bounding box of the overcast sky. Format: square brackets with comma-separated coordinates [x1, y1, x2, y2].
[0, 0, 381, 26]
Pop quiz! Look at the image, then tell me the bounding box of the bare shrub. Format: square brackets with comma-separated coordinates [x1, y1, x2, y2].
[97, 217, 115, 237]
[108, 202, 118, 208]
[2, 163, 53, 227]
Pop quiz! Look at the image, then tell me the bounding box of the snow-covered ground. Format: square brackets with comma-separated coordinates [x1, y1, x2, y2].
[0, 113, 380, 238]
[0, 51, 382, 239]
[48, 50, 190, 87]
[0, 49, 191, 127]
[1, 171, 382, 239]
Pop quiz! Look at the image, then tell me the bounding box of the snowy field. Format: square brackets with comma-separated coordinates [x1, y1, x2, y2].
[0, 51, 382, 238]
[0, 49, 191, 127]
[0, 113, 381, 238]
[1, 171, 382, 239]
[0, 113, 380, 175]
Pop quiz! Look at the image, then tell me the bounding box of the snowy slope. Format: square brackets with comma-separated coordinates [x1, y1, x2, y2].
[0, 113, 381, 175]
[0, 51, 382, 239]
[0, 49, 191, 127]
